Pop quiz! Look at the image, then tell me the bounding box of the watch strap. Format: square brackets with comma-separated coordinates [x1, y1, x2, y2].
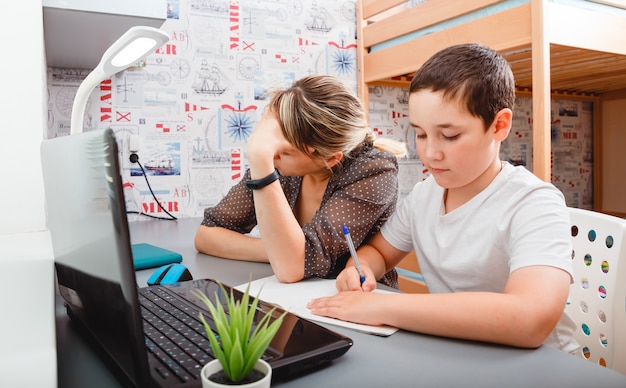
[245, 169, 280, 190]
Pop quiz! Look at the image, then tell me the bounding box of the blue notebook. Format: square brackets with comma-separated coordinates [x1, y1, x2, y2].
[132, 243, 183, 270]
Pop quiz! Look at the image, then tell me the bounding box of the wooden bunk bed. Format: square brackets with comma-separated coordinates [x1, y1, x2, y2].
[357, 0, 626, 293]
[357, 0, 626, 183]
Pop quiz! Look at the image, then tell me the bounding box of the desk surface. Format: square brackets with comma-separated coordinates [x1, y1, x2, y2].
[56, 217, 626, 387]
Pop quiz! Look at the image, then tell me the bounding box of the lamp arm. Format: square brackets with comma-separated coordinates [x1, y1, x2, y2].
[70, 68, 108, 135]
[69, 26, 169, 136]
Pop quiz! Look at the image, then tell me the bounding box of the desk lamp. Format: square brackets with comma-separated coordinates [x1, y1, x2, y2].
[70, 26, 170, 135]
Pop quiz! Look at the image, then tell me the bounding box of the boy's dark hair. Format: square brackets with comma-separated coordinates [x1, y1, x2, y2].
[409, 43, 515, 130]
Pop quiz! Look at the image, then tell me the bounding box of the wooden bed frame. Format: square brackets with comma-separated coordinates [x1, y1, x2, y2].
[357, 0, 626, 183]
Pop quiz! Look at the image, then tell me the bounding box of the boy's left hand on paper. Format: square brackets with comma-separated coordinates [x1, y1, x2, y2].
[307, 290, 385, 326]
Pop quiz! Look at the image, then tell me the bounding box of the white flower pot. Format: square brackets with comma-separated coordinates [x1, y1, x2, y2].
[200, 359, 272, 388]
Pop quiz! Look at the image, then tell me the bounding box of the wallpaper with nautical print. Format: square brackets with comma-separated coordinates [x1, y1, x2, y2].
[46, 0, 593, 221]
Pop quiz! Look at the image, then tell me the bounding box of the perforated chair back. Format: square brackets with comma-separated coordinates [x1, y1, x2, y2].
[566, 207, 626, 374]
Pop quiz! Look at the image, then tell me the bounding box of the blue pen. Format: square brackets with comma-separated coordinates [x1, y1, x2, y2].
[342, 224, 366, 285]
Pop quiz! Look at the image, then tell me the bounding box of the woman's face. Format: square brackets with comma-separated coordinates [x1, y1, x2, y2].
[273, 143, 327, 177]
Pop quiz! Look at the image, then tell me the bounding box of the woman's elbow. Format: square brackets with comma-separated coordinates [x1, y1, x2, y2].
[273, 271, 304, 284]
[271, 260, 305, 283]
[194, 226, 209, 253]
[194, 235, 202, 253]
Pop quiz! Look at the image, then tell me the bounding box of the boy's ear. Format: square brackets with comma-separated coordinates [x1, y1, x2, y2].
[493, 108, 513, 141]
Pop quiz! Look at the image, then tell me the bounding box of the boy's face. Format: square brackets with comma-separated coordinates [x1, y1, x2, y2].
[408, 89, 508, 194]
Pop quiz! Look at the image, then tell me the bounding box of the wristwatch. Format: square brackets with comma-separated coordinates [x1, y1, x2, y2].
[245, 169, 280, 190]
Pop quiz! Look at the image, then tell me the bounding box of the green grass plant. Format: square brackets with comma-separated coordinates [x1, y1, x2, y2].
[196, 282, 286, 383]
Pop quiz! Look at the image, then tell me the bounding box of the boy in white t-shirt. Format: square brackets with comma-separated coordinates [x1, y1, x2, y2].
[308, 43, 578, 352]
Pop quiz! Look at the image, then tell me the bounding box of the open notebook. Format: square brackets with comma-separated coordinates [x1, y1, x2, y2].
[236, 276, 399, 336]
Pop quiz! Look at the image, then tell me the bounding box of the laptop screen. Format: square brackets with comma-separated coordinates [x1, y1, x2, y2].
[42, 129, 352, 387]
[42, 129, 152, 386]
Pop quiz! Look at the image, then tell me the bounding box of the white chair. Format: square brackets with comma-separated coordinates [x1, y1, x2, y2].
[566, 207, 626, 374]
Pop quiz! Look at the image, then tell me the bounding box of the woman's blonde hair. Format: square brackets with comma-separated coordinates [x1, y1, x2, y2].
[267, 75, 407, 162]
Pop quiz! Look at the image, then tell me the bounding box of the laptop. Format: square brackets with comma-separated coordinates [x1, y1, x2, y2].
[41, 128, 352, 387]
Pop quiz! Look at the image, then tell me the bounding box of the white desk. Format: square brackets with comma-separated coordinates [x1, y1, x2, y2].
[56, 217, 626, 387]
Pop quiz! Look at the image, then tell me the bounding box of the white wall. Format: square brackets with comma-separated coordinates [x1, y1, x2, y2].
[2, 4, 47, 234]
[0, 3, 56, 387]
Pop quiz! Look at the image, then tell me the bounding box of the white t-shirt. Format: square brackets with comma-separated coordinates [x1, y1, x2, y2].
[382, 162, 578, 353]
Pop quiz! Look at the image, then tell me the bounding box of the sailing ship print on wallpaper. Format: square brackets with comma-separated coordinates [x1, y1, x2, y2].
[46, 0, 364, 220]
[46, 0, 593, 220]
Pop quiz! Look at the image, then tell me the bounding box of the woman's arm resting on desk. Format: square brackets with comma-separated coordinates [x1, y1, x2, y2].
[245, 111, 307, 283]
[308, 265, 571, 349]
[194, 225, 268, 262]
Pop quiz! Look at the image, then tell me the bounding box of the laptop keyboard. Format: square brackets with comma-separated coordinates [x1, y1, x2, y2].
[139, 285, 277, 384]
[139, 286, 216, 383]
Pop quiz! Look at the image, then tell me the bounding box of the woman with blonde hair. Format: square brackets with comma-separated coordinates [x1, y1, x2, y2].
[195, 74, 406, 286]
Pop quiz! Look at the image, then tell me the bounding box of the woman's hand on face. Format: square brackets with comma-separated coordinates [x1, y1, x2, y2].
[246, 110, 291, 167]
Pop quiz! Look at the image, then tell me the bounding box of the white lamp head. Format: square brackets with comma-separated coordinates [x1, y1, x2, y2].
[70, 26, 170, 135]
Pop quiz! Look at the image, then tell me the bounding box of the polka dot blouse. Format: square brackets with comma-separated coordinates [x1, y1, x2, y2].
[200, 142, 400, 288]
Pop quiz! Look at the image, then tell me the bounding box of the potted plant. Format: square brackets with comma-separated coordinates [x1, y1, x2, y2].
[195, 282, 286, 387]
